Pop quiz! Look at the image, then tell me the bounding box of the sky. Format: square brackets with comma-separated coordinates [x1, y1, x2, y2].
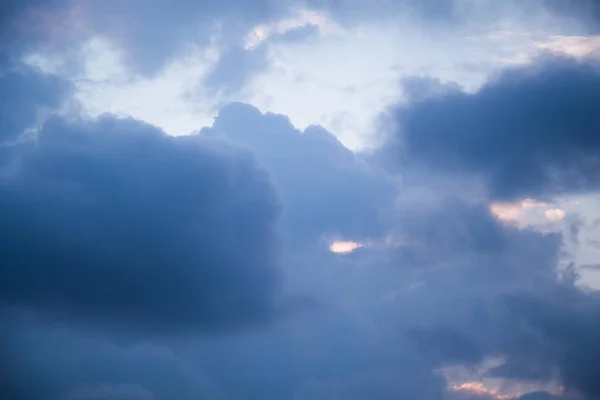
[1, 1, 600, 399]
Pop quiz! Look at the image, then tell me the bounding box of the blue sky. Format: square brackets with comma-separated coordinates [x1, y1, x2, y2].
[1, 1, 600, 399]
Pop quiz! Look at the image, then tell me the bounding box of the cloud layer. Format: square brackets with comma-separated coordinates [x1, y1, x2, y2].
[2, 1, 600, 400]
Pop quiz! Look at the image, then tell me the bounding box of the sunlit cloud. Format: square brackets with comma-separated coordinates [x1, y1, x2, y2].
[490, 198, 566, 229]
[490, 202, 526, 225]
[443, 357, 563, 400]
[537, 35, 600, 58]
[329, 240, 364, 254]
[450, 382, 518, 399]
[521, 198, 549, 208]
[545, 208, 567, 221]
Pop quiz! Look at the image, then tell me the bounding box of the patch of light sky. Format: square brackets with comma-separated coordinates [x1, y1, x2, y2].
[25, 8, 600, 151]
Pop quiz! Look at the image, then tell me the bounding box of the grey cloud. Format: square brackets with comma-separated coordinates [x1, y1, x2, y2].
[76, 0, 280, 76]
[6, 2, 600, 400]
[6, 0, 595, 84]
[497, 291, 600, 398]
[3, 101, 594, 400]
[2, 321, 224, 400]
[519, 392, 562, 400]
[201, 26, 320, 95]
[370, 197, 600, 396]
[64, 384, 155, 400]
[202, 103, 397, 246]
[290, 368, 445, 400]
[199, 103, 600, 398]
[0, 1, 66, 50]
[203, 46, 270, 95]
[0, 2, 72, 144]
[384, 56, 600, 200]
[0, 113, 283, 333]
[542, 0, 600, 32]
[0, 63, 71, 142]
[580, 263, 600, 271]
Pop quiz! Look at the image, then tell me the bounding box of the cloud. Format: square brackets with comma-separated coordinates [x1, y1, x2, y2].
[202, 103, 397, 246]
[65, 384, 155, 400]
[0, 63, 71, 142]
[384, 56, 600, 200]
[201, 9, 337, 95]
[541, 0, 600, 32]
[448, 382, 515, 399]
[0, 0, 85, 68]
[5, 2, 600, 399]
[329, 240, 364, 253]
[203, 46, 270, 95]
[382, 196, 600, 398]
[291, 368, 445, 400]
[519, 392, 561, 400]
[371, 197, 600, 396]
[197, 103, 600, 399]
[2, 101, 595, 399]
[2, 322, 225, 400]
[496, 290, 600, 399]
[0, 2, 73, 143]
[537, 35, 600, 59]
[0, 113, 283, 333]
[72, 0, 281, 76]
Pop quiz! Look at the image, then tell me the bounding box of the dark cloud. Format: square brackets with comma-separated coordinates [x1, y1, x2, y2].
[0, 113, 282, 333]
[0, 0, 73, 60]
[201, 27, 320, 95]
[203, 46, 270, 95]
[0, 2, 73, 144]
[543, 0, 600, 32]
[380, 199, 600, 398]
[202, 103, 397, 246]
[0, 63, 71, 142]
[2, 321, 224, 400]
[199, 103, 600, 398]
[366, 197, 597, 396]
[385, 57, 600, 200]
[3, 101, 596, 399]
[4, 4, 600, 398]
[580, 263, 600, 270]
[290, 368, 445, 400]
[76, 0, 281, 76]
[496, 290, 600, 399]
[519, 392, 562, 400]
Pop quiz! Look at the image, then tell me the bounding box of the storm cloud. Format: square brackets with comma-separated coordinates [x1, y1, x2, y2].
[3, 0, 600, 399]
[386, 56, 600, 200]
[0, 114, 283, 332]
